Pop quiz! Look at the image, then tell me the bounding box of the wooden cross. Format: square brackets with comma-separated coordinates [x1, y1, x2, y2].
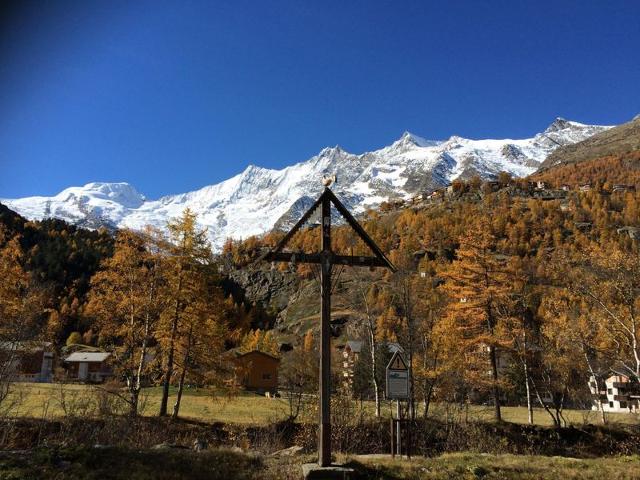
[260, 186, 395, 467]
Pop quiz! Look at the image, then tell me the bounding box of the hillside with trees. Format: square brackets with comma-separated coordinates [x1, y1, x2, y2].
[224, 163, 640, 425]
[2, 147, 640, 425]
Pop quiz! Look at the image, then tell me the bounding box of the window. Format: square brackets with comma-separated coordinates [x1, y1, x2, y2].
[262, 373, 271, 380]
[620, 401, 627, 409]
[609, 401, 614, 408]
[607, 388, 613, 395]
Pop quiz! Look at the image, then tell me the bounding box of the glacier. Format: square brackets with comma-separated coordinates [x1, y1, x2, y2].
[1, 118, 611, 251]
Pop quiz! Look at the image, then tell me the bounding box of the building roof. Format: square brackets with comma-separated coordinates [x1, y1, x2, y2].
[65, 352, 111, 363]
[234, 350, 280, 362]
[0, 341, 53, 353]
[345, 340, 363, 353]
[385, 342, 404, 354]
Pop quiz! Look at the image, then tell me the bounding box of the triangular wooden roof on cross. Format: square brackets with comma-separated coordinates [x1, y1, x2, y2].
[259, 187, 396, 271]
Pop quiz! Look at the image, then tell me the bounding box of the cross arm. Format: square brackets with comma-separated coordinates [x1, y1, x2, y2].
[257, 194, 326, 263]
[263, 251, 390, 268]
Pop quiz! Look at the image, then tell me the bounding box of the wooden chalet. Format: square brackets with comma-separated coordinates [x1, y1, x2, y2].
[233, 350, 280, 394]
[0, 341, 54, 383]
[64, 351, 113, 383]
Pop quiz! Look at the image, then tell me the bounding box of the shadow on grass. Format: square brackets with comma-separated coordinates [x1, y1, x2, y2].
[0, 446, 261, 480]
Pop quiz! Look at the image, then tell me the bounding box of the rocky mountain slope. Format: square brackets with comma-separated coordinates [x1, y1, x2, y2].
[539, 115, 640, 171]
[2, 118, 610, 251]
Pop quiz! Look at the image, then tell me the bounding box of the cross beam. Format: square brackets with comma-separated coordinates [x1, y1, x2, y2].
[260, 187, 395, 467]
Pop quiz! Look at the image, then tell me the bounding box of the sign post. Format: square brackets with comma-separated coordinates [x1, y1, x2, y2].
[386, 351, 409, 457]
[260, 185, 395, 468]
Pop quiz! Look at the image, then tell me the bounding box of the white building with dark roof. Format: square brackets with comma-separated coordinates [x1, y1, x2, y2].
[64, 352, 112, 383]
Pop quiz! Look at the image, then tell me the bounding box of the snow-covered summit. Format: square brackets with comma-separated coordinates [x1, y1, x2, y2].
[1, 118, 612, 251]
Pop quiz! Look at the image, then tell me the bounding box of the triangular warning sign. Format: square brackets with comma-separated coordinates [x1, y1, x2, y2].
[386, 351, 408, 371]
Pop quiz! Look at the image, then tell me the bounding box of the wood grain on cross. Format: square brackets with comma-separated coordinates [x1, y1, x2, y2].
[260, 187, 395, 467]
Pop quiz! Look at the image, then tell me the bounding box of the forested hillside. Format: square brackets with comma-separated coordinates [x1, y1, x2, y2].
[0, 203, 114, 343]
[533, 151, 640, 188]
[225, 167, 640, 423]
[2, 150, 640, 423]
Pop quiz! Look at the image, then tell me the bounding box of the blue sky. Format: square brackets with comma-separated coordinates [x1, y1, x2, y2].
[1, 0, 639, 199]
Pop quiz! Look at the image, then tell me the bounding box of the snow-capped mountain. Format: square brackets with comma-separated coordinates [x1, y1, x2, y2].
[1, 118, 611, 250]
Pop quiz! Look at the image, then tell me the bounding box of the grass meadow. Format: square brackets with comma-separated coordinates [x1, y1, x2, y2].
[5, 382, 639, 427]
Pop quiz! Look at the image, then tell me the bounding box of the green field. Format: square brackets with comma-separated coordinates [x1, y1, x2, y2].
[5, 382, 639, 427]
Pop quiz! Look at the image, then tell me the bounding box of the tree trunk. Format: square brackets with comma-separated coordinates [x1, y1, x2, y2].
[370, 334, 380, 418]
[362, 288, 380, 418]
[159, 276, 183, 416]
[524, 360, 533, 425]
[531, 375, 560, 427]
[485, 300, 502, 422]
[130, 389, 139, 417]
[423, 381, 434, 419]
[522, 330, 533, 425]
[583, 349, 606, 425]
[488, 344, 502, 422]
[172, 362, 188, 419]
[172, 325, 193, 419]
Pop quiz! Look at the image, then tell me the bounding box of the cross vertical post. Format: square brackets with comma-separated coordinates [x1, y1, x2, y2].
[319, 190, 332, 467]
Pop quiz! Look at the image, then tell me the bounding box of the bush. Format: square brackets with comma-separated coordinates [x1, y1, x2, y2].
[66, 332, 82, 346]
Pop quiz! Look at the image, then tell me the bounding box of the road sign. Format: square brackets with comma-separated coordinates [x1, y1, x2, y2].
[386, 351, 409, 400]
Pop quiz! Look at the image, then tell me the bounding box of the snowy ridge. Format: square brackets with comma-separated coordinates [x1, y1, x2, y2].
[1, 118, 612, 250]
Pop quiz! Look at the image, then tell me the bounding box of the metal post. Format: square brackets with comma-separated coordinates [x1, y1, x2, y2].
[390, 418, 396, 458]
[396, 400, 401, 456]
[319, 191, 332, 467]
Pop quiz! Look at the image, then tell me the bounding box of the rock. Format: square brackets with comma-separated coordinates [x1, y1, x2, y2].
[302, 463, 356, 480]
[193, 438, 208, 452]
[226, 267, 299, 313]
[270, 445, 303, 457]
[152, 442, 189, 450]
[152, 442, 171, 450]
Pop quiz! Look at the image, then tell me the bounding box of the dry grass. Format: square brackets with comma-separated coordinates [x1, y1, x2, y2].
[5, 382, 639, 427]
[343, 452, 640, 479]
[0, 447, 638, 479]
[5, 383, 291, 424]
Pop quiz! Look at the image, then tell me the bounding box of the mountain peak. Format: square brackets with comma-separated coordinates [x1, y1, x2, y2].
[318, 145, 344, 156]
[389, 131, 435, 150]
[398, 131, 431, 147]
[544, 117, 588, 133]
[55, 182, 146, 207]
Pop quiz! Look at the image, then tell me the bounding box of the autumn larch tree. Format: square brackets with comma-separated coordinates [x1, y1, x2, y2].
[157, 208, 214, 417]
[171, 273, 229, 419]
[86, 228, 164, 416]
[0, 227, 45, 409]
[441, 221, 511, 422]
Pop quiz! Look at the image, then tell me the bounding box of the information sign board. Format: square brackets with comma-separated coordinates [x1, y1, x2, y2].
[386, 351, 409, 399]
